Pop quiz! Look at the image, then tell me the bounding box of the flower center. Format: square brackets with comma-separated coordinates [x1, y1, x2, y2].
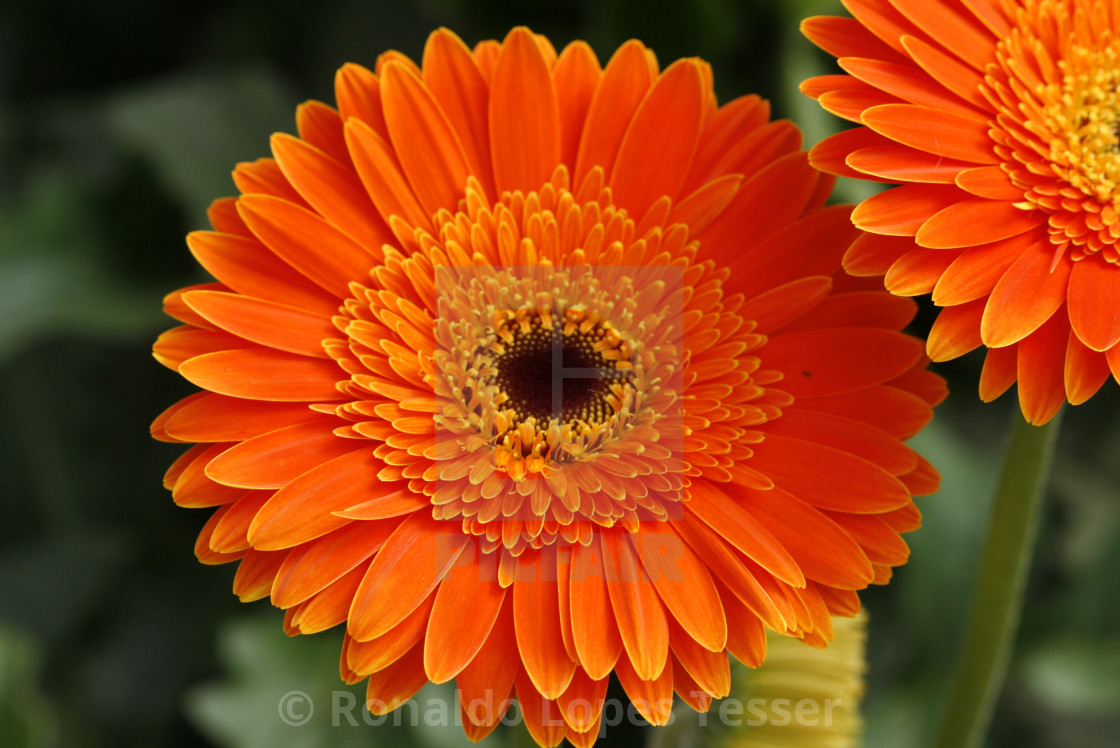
[990, 0, 1120, 264]
[486, 307, 634, 430]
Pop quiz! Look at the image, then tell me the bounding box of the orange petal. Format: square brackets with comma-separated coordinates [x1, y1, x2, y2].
[378, 61, 472, 217]
[852, 183, 964, 235]
[613, 650, 673, 726]
[982, 242, 1072, 347]
[207, 197, 251, 237]
[932, 232, 1036, 306]
[801, 15, 909, 63]
[844, 232, 916, 276]
[162, 393, 321, 443]
[810, 126, 894, 180]
[602, 532, 668, 682]
[824, 511, 910, 567]
[179, 348, 346, 402]
[335, 63, 388, 141]
[457, 597, 517, 728]
[748, 433, 912, 513]
[848, 144, 974, 183]
[687, 481, 803, 587]
[181, 289, 336, 358]
[425, 554, 507, 683]
[916, 198, 1043, 249]
[270, 133, 390, 254]
[801, 384, 933, 439]
[738, 277, 833, 334]
[232, 548, 288, 602]
[839, 57, 987, 119]
[195, 505, 246, 565]
[633, 525, 727, 652]
[186, 232, 339, 316]
[552, 41, 602, 171]
[153, 324, 237, 370]
[716, 580, 767, 667]
[348, 511, 468, 641]
[210, 490, 271, 554]
[237, 194, 377, 298]
[1065, 332, 1112, 405]
[365, 640, 428, 715]
[205, 416, 353, 489]
[885, 247, 966, 296]
[344, 117, 432, 234]
[955, 165, 1024, 200]
[928, 299, 986, 361]
[515, 669, 568, 747]
[574, 40, 654, 186]
[667, 617, 730, 698]
[569, 541, 624, 681]
[901, 34, 990, 109]
[861, 104, 997, 164]
[609, 59, 705, 218]
[782, 290, 917, 334]
[979, 343, 1019, 401]
[514, 551, 577, 699]
[422, 28, 495, 199]
[1017, 309, 1069, 425]
[1068, 257, 1120, 352]
[173, 444, 250, 508]
[762, 409, 917, 475]
[247, 448, 378, 550]
[347, 592, 434, 675]
[489, 27, 561, 195]
[668, 173, 742, 237]
[272, 519, 396, 608]
[556, 667, 607, 733]
[233, 158, 306, 205]
[296, 100, 350, 166]
[889, 0, 996, 70]
[293, 562, 366, 634]
[762, 326, 923, 397]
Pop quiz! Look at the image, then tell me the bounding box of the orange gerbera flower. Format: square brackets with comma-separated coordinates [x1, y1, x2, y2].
[802, 0, 1120, 424]
[152, 27, 942, 746]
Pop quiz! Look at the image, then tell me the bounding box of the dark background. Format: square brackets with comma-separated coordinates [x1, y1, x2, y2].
[2, 1, 1119, 746]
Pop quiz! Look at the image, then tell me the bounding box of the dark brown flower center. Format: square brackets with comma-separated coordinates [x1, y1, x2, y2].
[487, 307, 634, 429]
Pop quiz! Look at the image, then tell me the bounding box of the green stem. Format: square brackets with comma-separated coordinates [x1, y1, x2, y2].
[933, 410, 1062, 748]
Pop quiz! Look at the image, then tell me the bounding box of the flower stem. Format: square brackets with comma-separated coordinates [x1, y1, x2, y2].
[933, 410, 1061, 748]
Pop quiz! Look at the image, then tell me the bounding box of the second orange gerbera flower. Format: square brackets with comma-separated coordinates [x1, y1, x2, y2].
[802, 0, 1120, 424]
[153, 27, 942, 746]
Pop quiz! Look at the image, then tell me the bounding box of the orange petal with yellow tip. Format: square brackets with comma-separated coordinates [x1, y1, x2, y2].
[422, 29, 494, 195]
[246, 447, 375, 550]
[237, 194, 377, 299]
[271, 519, 397, 608]
[232, 549, 289, 602]
[932, 232, 1035, 306]
[488, 27, 560, 195]
[270, 133, 391, 253]
[205, 416, 352, 489]
[182, 290, 336, 358]
[293, 562, 367, 634]
[633, 524, 727, 652]
[981, 242, 1072, 347]
[916, 198, 1042, 249]
[852, 183, 964, 236]
[1065, 332, 1112, 405]
[613, 650, 673, 726]
[179, 348, 346, 403]
[569, 540, 624, 681]
[666, 617, 730, 698]
[515, 669, 568, 747]
[195, 506, 247, 566]
[348, 592, 434, 674]
[979, 343, 1019, 401]
[861, 104, 997, 164]
[574, 40, 655, 186]
[928, 299, 986, 362]
[365, 640, 428, 715]
[1068, 258, 1120, 352]
[886, 247, 967, 296]
[1017, 310, 1069, 425]
[602, 532, 668, 682]
[750, 434, 912, 513]
[457, 598, 517, 728]
[186, 231, 339, 317]
[335, 63, 388, 140]
[609, 59, 705, 218]
[553, 41, 601, 170]
[556, 667, 607, 733]
[348, 511, 468, 641]
[162, 393, 320, 443]
[424, 556, 506, 683]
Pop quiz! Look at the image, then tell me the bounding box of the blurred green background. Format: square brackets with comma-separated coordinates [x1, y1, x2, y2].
[1, 0, 1118, 746]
